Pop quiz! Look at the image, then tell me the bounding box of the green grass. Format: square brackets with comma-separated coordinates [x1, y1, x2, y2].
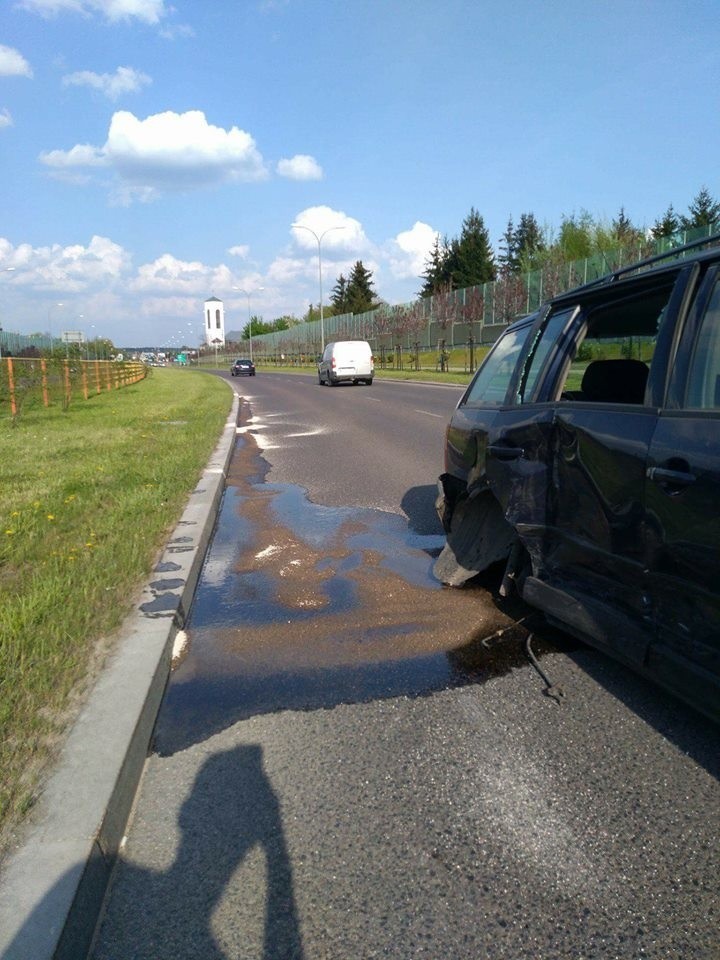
[0, 368, 231, 840]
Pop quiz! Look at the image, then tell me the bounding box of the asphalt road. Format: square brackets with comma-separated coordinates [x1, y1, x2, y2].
[226, 371, 462, 524]
[90, 372, 719, 960]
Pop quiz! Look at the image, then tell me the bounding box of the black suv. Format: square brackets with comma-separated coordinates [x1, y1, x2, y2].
[436, 235, 720, 721]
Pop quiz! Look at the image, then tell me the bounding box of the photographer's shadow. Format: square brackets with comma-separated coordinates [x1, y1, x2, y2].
[91, 742, 304, 959]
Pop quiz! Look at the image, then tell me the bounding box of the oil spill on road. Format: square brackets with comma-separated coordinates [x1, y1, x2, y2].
[153, 435, 555, 755]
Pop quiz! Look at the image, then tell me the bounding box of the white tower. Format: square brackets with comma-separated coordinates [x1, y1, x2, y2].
[204, 296, 226, 348]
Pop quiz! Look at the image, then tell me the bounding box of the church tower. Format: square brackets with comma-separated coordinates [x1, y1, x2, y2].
[204, 296, 225, 347]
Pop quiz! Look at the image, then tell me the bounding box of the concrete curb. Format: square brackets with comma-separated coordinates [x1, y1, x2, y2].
[0, 390, 241, 960]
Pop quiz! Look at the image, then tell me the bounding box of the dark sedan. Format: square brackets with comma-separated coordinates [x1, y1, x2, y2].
[231, 358, 255, 377]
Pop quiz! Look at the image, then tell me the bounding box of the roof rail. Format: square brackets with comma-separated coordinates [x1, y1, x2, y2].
[576, 231, 720, 292]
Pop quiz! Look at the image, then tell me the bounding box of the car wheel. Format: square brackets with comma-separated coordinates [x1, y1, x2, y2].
[366, 378, 373, 385]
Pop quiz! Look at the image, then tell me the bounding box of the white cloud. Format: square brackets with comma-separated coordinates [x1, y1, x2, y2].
[19, 0, 168, 23]
[277, 154, 323, 181]
[42, 143, 108, 167]
[265, 255, 310, 286]
[130, 253, 234, 296]
[0, 45, 33, 78]
[40, 110, 268, 199]
[158, 22, 194, 40]
[291, 205, 368, 252]
[62, 65, 151, 100]
[387, 221, 438, 280]
[228, 245, 250, 258]
[0, 109, 13, 129]
[0, 235, 130, 291]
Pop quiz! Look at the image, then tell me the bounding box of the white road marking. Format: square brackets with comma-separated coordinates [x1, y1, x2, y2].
[415, 410, 444, 418]
[285, 428, 326, 438]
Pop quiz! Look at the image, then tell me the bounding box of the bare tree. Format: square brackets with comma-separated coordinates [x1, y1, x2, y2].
[431, 284, 458, 370]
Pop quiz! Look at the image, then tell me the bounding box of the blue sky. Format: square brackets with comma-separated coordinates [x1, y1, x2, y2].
[0, 0, 718, 348]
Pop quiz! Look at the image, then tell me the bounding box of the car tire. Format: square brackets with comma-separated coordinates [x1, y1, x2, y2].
[366, 378, 373, 385]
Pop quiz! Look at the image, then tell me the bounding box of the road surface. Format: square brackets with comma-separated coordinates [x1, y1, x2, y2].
[91, 372, 719, 960]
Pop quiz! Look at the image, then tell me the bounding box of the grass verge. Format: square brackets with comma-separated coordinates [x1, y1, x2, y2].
[0, 368, 231, 842]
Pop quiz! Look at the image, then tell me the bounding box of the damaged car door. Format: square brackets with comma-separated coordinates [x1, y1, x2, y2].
[487, 267, 697, 669]
[434, 313, 540, 586]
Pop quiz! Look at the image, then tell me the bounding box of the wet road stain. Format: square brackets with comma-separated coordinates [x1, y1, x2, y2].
[154, 432, 558, 755]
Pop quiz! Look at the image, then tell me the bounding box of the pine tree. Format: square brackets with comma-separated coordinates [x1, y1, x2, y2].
[331, 274, 348, 314]
[345, 261, 377, 314]
[651, 204, 680, 240]
[514, 213, 544, 268]
[449, 207, 496, 288]
[497, 217, 518, 278]
[680, 186, 720, 230]
[612, 207, 634, 243]
[420, 235, 451, 296]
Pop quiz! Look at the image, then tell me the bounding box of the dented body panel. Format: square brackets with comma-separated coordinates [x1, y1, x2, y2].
[435, 238, 720, 722]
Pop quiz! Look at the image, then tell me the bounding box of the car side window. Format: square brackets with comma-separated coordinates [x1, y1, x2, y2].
[462, 324, 531, 406]
[554, 279, 677, 403]
[518, 307, 577, 403]
[685, 278, 720, 409]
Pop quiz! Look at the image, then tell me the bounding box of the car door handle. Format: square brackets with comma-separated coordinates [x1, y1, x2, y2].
[488, 444, 524, 461]
[646, 466, 696, 486]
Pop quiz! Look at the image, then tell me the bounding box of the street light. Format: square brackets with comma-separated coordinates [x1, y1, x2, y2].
[48, 302, 64, 354]
[232, 286, 264, 362]
[291, 223, 345, 353]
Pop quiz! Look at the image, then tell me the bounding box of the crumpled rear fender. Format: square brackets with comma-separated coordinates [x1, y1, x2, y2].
[433, 487, 518, 587]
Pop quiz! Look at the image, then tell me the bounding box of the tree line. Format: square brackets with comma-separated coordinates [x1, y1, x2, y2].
[248, 186, 719, 335]
[420, 185, 720, 297]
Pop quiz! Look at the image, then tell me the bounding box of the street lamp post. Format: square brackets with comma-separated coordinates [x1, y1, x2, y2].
[233, 286, 264, 362]
[47, 302, 64, 355]
[291, 223, 345, 353]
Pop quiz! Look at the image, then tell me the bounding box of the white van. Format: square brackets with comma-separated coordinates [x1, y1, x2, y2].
[318, 340, 374, 386]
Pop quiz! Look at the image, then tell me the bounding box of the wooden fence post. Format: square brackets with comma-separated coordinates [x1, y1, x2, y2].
[7, 358, 17, 417]
[41, 359, 49, 406]
[63, 360, 71, 408]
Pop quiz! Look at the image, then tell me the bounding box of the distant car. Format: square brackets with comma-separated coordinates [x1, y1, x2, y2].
[231, 358, 255, 377]
[436, 234, 720, 723]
